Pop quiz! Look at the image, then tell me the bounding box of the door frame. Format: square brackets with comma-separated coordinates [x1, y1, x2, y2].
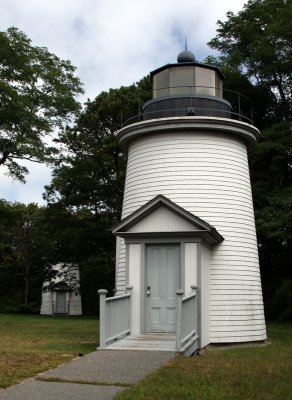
[124, 235, 210, 344]
[145, 243, 181, 333]
[125, 237, 197, 335]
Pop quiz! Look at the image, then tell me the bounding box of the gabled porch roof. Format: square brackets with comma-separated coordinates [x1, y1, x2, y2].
[112, 195, 223, 245]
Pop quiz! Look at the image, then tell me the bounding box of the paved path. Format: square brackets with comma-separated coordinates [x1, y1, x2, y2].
[0, 350, 175, 400]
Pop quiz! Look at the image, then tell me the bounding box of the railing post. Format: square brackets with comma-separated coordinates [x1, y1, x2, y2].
[191, 285, 197, 294]
[176, 289, 184, 351]
[125, 285, 133, 334]
[98, 289, 108, 349]
[125, 285, 133, 294]
[238, 92, 241, 119]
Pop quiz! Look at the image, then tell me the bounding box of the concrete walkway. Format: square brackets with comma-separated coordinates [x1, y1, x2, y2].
[0, 350, 175, 400]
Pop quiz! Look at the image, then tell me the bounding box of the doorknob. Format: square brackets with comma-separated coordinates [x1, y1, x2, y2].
[146, 285, 151, 297]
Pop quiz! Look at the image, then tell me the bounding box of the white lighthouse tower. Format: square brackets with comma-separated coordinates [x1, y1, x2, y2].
[100, 50, 266, 352]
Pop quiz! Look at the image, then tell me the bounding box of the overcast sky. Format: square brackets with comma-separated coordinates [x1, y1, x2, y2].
[1, 0, 246, 205]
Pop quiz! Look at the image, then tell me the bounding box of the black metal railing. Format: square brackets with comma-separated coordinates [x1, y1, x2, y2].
[122, 107, 253, 127]
[119, 86, 254, 128]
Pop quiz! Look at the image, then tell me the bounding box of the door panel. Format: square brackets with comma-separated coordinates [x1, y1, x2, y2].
[146, 244, 180, 332]
[56, 291, 67, 314]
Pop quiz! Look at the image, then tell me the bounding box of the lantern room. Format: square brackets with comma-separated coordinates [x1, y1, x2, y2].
[143, 50, 231, 120]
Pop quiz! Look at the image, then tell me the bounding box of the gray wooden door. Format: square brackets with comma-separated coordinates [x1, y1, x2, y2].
[146, 244, 180, 332]
[56, 291, 67, 314]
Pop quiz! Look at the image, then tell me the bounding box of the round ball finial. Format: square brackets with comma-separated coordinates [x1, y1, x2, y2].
[177, 50, 195, 63]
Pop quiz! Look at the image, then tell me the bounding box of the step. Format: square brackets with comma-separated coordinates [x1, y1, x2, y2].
[106, 333, 176, 351]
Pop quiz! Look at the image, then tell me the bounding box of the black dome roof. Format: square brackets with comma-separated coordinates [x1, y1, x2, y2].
[177, 50, 195, 63]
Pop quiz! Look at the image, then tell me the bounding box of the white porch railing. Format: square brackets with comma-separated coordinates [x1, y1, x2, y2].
[98, 285, 198, 355]
[176, 285, 199, 356]
[98, 286, 133, 349]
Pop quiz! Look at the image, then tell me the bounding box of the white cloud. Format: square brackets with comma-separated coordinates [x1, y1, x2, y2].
[0, 162, 52, 205]
[0, 0, 246, 204]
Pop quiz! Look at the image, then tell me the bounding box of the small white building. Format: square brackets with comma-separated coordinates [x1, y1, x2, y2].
[40, 263, 82, 316]
[98, 50, 266, 354]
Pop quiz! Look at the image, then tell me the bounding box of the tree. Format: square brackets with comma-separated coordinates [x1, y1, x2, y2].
[208, 0, 292, 320]
[0, 27, 83, 182]
[250, 122, 292, 320]
[0, 200, 46, 309]
[0, 198, 117, 314]
[42, 80, 151, 313]
[203, 55, 275, 129]
[208, 0, 292, 121]
[44, 78, 151, 219]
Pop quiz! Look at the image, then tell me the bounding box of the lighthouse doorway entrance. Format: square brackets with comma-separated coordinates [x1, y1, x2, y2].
[146, 244, 180, 332]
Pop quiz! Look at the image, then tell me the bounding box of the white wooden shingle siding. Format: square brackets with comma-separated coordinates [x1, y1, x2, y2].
[116, 238, 126, 293]
[40, 291, 53, 314]
[128, 206, 197, 232]
[117, 122, 266, 343]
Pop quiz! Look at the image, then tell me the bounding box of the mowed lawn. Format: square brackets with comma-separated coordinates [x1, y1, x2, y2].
[1, 315, 291, 400]
[0, 313, 99, 388]
[115, 323, 292, 400]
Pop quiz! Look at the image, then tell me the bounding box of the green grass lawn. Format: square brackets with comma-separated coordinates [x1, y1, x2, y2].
[115, 323, 292, 400]
[0, 313, 99, 388]
[1, 315, 291, 400]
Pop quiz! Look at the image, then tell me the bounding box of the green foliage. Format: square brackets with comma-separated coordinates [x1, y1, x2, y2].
[208, 0, 292, 321]
[0, 199, 116, 315]
[0, 200, 46, 307]
[41, 79, 151, 314]
[2, 302, 40, 314]
[208, 0, 292, 121]
[249, 122, 292, 319]
[268, 279, 292, 321]
[0, 27, 84, 181]
[45, 78, 151, 218]
[204, 55, 275, 128]
[40, 204, 116, 314]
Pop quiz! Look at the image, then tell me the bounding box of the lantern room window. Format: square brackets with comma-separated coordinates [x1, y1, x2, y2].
[153, 65, 223, 99]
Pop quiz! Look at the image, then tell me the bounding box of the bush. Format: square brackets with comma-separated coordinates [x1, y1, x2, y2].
[265, 279, 292, 321]
[3, 302, 40, 315]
